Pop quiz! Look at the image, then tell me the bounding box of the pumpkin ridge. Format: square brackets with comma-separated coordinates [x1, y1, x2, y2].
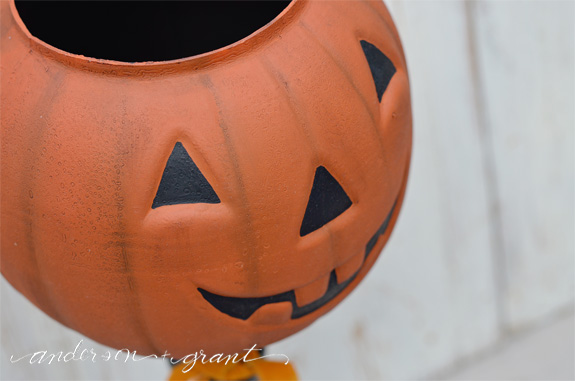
[361, 0, 405, 66]
[16, 67, 68, 325]
[110, 100, 161, 355]
[298, 20, 376, 120]
[258, 55, 320, 164]
[200, 75, 262, 293]
[4, 43, 34, 83]
[259, 52, 351, 275]
[257, 55, 334, 264]
[297, 20, 388, 165]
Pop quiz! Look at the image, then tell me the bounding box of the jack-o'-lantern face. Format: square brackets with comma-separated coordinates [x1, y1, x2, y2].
[1, 0, 411, 358]
[153, 144, 399, 322]
[136, 34, 411, 355]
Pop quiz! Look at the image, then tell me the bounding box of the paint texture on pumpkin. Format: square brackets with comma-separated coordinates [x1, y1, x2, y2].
[1, 0, 412, 357]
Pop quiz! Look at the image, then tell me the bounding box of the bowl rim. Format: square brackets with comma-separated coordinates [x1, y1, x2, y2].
[8, 0, 305, 75]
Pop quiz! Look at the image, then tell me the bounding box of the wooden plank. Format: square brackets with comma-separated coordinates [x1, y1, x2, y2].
[446, 310, 574, 380]
[470, 0, 575, 329]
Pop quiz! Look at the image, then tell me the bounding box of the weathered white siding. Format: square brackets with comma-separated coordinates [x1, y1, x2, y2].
[470, 0, 574, 331]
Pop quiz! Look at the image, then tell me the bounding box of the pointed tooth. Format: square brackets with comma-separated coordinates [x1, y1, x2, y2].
[249, 302, 293, 325]
[294, 274, 331, 307]
[336, 252, 364, 283]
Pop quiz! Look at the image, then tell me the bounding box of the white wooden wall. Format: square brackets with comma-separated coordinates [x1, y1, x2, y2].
[2, 1, 573, 380]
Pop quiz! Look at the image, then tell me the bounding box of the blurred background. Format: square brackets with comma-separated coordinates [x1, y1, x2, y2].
[2, 0, 573, 380]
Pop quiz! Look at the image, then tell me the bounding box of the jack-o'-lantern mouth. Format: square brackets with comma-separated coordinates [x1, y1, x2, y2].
[198, 199, 398, 321]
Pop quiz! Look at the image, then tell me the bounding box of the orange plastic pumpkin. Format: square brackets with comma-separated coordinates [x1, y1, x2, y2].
[1, 0, 411, 357]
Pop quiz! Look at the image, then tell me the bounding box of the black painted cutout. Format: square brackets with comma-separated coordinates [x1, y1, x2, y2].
[365, 201, 397, 259]
[152, 142, 220, 209]
[300, 166, 352, 236]
[198, 287, 293, 320]
[198, 270, 357, 320]
[360, 40, 396, 102]
[198, 193, 400, 321]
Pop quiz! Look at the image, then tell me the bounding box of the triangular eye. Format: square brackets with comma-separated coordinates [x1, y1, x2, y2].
[360, 40, 396, 102]
[300, 166, 352, 236]
[152, 142, 220, 208]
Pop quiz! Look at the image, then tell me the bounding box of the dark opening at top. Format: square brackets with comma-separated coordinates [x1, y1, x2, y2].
[15, 1, 292, 62]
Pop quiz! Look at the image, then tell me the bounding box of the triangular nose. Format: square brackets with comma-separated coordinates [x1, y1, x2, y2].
[152, 142, 220, 208]
[300, 166, 352, 236]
